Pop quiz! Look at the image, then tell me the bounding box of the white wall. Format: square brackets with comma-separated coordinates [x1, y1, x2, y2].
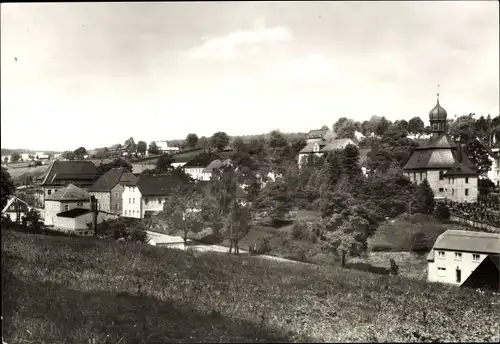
[44, 200, 90, 226]
[428, 250, 486, 286]
[185, 167, 205, 181]
[122, 185, 142, 218]
[486, 150, 500, 187]
[142, 195, 168, 217]
[54, 212, 94, 230]
[172, 162, 187, 169]
[406, 171, 478, 202]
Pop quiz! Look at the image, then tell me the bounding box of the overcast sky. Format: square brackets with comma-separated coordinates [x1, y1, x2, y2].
[1, 1, 498, 151]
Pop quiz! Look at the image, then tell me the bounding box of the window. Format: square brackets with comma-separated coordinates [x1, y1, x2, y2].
[64, 204, 69, 211]
[133, 198, 135, 204]
[438, 251, 445, 259]
[439, 171, 444, 180]
[145, 198, 149, 205]
[452, 189, 454, 196]
[454, 252, 462, 260]
[115, 192, 118, 197]
[456, 268, 462, 283]
[420, 172, 423, 181]
[115, 204, 119, 210]
[158, 198, 162, 204]
[48, 189, 52, 195]
[413, 172, 416, 181]
[437, 267, 446, 277]
[465, 177, 469, 184]
[129, 198, 131, 204]
[439, 188, 444, 192]
[465, 189, 469, 196]
[472, 254, 480, 261]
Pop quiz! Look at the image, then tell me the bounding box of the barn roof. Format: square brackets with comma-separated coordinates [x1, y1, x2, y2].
[428, 230, 500, 261]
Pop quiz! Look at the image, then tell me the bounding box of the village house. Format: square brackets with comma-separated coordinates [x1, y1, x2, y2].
[403, 95, 479, 202]
[183, 152, 223, 181]
[1, 196, 37, 223]
[122, 173, 189, 219]
[153, 140, 180, 154]
[44, 184, 91, 227]
[305, 128, 333, 144]
[88, 168, 137, 214]
[427, 229, 500, 291]
[297, 138, 357, 167]
[34, 160, 98, 208]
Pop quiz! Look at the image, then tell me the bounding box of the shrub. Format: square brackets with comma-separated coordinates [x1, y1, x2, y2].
[255, 236, 272, 254]
[410, 232, 430, 254]
[389, 258, 399, 275]
[291, 219, 307, 240]
[434, 203, 450, 221]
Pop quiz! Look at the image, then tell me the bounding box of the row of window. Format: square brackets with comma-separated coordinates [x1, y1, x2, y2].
[437, 251, 480, 261]
[409, 172, 470, 184]
[123, 209, 139, 216]
[438, 188, 470, 196]
[62, 203, 83, 211]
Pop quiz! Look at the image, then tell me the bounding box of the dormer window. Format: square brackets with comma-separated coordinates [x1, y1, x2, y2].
[313, 143, 320, 153]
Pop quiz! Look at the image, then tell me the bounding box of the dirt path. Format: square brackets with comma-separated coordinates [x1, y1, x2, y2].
[146, 231, 308, 265]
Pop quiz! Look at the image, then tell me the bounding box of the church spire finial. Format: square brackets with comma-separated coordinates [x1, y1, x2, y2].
[437, 84, 440, 103]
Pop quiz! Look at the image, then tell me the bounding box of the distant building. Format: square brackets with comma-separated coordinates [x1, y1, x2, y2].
[298, 138, 357, 167]
[35, 160, 98, 208]
[485, 146, 499, 187]
[183, 152, 222, 181]
[122, 173, 189, 219]
[88, 168, 137, 214]
[150, 140, 180, 155]
[306, 128, 330, 144]
[44, 184, 91, 227]
[403, 95, 479, 202]
[427, 229, 499, 290]
[1, 196, 36, 223]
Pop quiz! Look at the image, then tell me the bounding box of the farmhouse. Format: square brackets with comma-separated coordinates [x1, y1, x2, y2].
[183, 152, 222, 181]
[44, 184, 91, 227]
[88, 168, 137, 214]
[35, 160, 98, 208]
[122, 173, 189, 219]
[1, 196, 37, 223]
[298, 138, 357, 167]
[403, 95, 479, 202]
[427, 229, 500, 291]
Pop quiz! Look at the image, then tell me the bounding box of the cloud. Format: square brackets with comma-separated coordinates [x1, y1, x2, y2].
[287, 54, 337, 81]
[187, 20, 292, 60]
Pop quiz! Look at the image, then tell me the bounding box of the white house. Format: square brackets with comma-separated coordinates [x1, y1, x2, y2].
[1, 196, 36, 223]
[153, 140, 180, 154]
[122, 174, 187, 219]
[298, 138, 356, 167]
[427, 230, 500, 290]
[183, 152, 222, 181]
[44, 184, 91, 227]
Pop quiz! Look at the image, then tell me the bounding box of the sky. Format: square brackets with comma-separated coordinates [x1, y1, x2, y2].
[1, 1, 499, 151]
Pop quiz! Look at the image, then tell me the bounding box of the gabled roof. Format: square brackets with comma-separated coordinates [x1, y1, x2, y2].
[320, 138, 355, 152]
[45, 184, 90, 201]
[299, 140, 327, 154]
[202, 158, 232, 173]
[88, 168, 137, 192]
[417, 134, 456, 150]
[56, 208, 92, 218]
[429, 230, 500, 259]
[184, 152, 221, 168]
[40, 161, 97, 186]
[307, 129, 329, 139]
[136, 174, 188, 196]
[2, 196, 30, 213]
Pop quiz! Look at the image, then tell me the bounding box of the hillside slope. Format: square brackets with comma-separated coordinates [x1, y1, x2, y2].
[2, 230, 499, 343]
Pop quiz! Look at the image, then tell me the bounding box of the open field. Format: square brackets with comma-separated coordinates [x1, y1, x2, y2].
[3, 230, 499, 343]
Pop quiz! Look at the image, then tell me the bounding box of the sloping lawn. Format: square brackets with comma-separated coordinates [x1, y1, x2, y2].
[3, 230, 499, 343]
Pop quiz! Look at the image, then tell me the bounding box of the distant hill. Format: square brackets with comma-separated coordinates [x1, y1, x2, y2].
[1, 148, 61, 156]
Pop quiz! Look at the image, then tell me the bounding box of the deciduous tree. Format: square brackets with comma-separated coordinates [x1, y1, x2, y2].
[185, 133, 199, 149]
[210, 131, 230, 152]
[136, 141, 147, 157]
[148, 141, 160, 155]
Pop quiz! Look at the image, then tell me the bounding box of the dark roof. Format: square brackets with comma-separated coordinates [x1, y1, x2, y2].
[88, 168, 137, 192]
[443, 164, 477, 177]
[299, 141, 327, 154]
[427, 230, 500, 260]
[136, 174, 188, 196]
[307, 129, 329, 139]
[56, 208, 92, 218]
[184, 152, 221, 168]
[40, 161, 97, 186]
[403, 135, 476, 172]
[45, 184, 90, 201]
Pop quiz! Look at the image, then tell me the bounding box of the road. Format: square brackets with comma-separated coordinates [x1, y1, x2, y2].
[146, 231, 307, 265]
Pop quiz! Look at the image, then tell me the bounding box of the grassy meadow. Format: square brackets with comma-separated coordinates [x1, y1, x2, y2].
[3, 229, 499, 343]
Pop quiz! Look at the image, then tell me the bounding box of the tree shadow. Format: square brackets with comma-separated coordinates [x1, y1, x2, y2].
[3, 273, 298, 343]
[345, 262, 391, 276]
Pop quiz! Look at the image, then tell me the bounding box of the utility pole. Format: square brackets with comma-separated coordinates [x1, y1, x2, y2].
[91, 196, 98, 236]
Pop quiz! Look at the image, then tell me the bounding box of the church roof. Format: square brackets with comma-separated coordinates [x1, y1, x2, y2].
[417, 134, 456, 150]
[429, 100, 447, 121]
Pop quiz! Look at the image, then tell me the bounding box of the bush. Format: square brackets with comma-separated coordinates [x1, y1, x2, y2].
[291, 219, 307, 240]
[255, 235, 272, 254]
[434, 203, 450, 221]
[389, 258, 399, 275]
[410, 232, 430, 254]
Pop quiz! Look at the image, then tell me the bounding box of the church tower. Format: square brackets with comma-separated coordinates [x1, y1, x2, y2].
[429, 86, 448, 136]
